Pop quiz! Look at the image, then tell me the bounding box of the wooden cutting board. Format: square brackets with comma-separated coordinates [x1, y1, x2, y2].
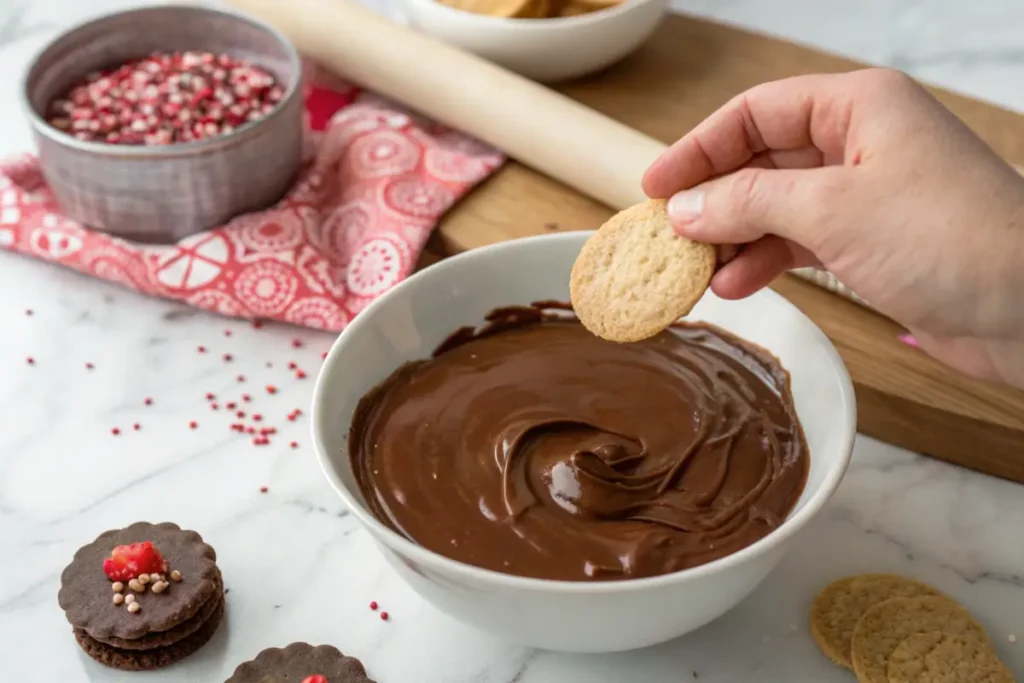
[429, 14, 1024, 485]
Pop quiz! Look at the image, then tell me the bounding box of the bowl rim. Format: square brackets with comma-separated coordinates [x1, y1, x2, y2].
[19, 3, 303, 158]
[404, 0, 665, 29]
[311, 231, 857, 594]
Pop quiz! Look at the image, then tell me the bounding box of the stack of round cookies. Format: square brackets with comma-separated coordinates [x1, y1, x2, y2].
[810, 573, 1013, 683]
[57, 522, 225, 671]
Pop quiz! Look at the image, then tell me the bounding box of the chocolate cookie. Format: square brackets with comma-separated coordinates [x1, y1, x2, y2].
[75, 596, 225, 671]
[58, 521, 224, 670]
[226, 643, 375, 682]
[89, 570, 224, 650]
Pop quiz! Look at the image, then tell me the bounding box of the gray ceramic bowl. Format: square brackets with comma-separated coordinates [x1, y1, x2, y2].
[21, 4, 304, 243]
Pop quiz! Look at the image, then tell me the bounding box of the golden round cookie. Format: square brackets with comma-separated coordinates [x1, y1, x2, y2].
[514, 0, 550, 18]
[850, 596, 989, 683]
[569, 199, 716, 343]
[888, 632, 1013, 683]
[569, 0, 622, 7]
[557, 2, 592, 15]
[557, 0, 615, 14]
[438, 0, 532, 17]
[808, 573, 942, 670]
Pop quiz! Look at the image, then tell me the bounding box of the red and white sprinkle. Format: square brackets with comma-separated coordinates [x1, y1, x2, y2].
[46, 52, 282, 146]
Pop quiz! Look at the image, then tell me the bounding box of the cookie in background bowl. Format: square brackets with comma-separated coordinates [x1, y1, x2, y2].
[437, 0, 625, 19]
[401, 0, 669, 82]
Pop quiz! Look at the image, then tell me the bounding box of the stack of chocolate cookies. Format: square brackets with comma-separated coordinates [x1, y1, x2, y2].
[57, 521, 225, 671]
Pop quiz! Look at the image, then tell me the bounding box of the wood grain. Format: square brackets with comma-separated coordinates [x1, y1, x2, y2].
[434, 14, 1024, 484]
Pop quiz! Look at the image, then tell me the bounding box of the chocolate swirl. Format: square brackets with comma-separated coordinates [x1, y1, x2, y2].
[350, 304, 808, 581]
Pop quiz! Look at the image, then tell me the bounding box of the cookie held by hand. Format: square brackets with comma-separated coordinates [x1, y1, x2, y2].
[570, 199, 715, 343]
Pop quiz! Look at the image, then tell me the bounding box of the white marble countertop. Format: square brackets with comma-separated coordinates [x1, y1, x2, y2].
[1, 1, 1022, 681]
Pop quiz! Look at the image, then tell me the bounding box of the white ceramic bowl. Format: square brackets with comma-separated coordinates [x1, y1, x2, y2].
[311, 232, 856, 653]
[399, 0, 669, 82]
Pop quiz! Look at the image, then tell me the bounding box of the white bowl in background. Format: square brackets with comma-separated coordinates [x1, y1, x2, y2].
[400, 0, 669, 82]
[311, 232, 856, 653]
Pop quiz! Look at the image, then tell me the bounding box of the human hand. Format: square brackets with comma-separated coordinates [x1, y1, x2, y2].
[642, 68, 1024, 387]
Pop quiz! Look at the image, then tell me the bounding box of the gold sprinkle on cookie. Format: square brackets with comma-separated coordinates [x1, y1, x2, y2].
[570, 199, 715, 343]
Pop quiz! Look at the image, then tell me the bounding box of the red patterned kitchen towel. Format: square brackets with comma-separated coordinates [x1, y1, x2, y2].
[0, 73, 505, 332]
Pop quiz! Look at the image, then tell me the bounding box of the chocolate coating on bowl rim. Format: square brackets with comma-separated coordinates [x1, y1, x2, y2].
[350, 303, 809, 581]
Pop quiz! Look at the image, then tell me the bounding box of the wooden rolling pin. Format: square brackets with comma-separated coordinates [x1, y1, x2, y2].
[225, 0, 663, 212]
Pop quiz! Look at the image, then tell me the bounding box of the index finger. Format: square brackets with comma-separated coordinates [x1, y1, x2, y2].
[642, 72, 856, 198]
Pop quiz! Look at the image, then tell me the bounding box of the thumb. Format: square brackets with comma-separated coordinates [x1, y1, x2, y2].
[665, 166, 848, 249]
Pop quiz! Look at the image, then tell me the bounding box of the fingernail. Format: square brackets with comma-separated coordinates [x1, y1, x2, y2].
[667, 189, 705, 224]
[897, 334, 919, 348]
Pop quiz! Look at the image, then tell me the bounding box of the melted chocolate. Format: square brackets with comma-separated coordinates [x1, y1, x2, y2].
[350, 303, 809, 581]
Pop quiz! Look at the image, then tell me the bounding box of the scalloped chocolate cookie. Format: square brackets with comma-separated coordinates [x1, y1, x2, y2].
[226, 643, 375, 683]
[58, 521, 224, 670]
